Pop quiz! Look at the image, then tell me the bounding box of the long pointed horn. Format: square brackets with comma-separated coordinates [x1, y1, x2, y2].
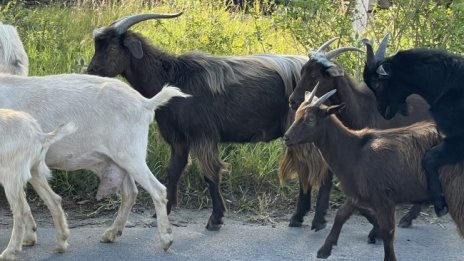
[313, 89, 337, 108]
[317, 37, 340, 52]
[374, 33, 389, 62]
[362, 38, 376, 70]
[305, 82, 320, 103]
[112, 12, 183, 35]
[325, 47, 364, 61]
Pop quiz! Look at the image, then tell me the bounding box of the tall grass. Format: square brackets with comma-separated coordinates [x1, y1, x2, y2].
[0, 0, 462, 213]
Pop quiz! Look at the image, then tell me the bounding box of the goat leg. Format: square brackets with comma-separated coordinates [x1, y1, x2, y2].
[317, 199, 356, 259]
[398, 204, 422, 228]
[311, 171, 333, 231]
[289, 186, 312, 227]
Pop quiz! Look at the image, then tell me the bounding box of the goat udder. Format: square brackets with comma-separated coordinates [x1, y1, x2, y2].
[96, 164, 125, 200]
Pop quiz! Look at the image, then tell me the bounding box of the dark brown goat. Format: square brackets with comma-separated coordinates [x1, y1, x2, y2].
[86, 13, 331, 231]
[284, 37, 431, 231]
[284, 88, 464, 261]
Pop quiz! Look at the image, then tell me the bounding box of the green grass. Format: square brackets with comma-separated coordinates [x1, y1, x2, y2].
[0, 0, 463, 214]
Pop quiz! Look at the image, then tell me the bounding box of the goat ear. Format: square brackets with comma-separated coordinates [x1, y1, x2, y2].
[376, 64, 390, 78]
[326, 66, 344, 77]
[325, 103, 345, 115]
[123, 38, 143, 59]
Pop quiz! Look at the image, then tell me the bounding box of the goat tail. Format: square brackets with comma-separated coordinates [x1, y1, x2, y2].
[279, 143, 329, 192]
[42, 122, 77, 148]
[144, 84, 191, 111]
[37, 122, 76, 180]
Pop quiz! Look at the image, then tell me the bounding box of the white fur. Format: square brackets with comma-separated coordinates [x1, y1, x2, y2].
[0, 109, 75, 260]
[0, 73, 188, 251]
[0, 23, 29, 76]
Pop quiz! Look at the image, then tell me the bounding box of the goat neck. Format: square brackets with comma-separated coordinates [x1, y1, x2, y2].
[313, 114, 363, 192]
[122, 31, 176, 98]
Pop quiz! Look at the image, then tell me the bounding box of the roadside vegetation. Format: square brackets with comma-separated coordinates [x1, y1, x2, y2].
[0, 0, 463, 217]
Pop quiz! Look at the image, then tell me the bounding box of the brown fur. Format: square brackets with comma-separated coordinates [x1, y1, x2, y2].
[279, 144, 328, 192]
[286, 102, 464, 259]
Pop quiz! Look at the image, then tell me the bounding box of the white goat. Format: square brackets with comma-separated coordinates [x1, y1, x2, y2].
[0, 23, 28, 76]
[0, 73, 190, 251]
[0, 109, 75, 260]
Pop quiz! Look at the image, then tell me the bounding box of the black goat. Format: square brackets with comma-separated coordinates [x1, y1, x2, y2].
[87, 13, 313, 231]
[286, 37, 431, 231]
[363, 35, 464, 217]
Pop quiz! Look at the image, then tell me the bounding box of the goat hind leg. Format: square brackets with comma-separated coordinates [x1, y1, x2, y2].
[101, 174, 138, 243]
[21, 211, 37, 247]
[422, 138, 464, 217]
[376, 205, 397, 261]
[121, 162, 173, 251]
[193, 142, 226, 231]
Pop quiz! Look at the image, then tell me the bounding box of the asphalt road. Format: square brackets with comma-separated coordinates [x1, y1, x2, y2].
[0, 208, 463, 261]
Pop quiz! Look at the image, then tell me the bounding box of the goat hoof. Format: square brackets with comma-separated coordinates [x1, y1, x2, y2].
[206, 215, 223, 231]
[160, 233, 173, 251]
[398, 218, 413, 228]
[311, 220, 327, 231]
[317, 246, 332, 259]
[289, 216, 303, 227]
[206, 222, 223, 231]
[434, 203, 448, 218]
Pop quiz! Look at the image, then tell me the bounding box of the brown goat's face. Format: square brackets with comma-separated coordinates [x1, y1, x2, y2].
[289, 60, 342, 110]
[87, 31, 131, 77]
[284, 100, 345, 146]
[284, 102, 322, 146]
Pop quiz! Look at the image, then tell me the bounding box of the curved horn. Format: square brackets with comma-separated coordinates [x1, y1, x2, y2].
[313, 89, 337, 108]
[316, 37, 340, 52]
[305, 82, 320, 103]
[362, 38, 376, 70]
[112, 12, 183, 35]
[375, 33, 389, 62]
[325, 47, 364, 61]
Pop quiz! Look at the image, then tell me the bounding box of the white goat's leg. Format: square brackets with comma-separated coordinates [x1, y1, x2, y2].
[28, 174, 69, 253]
[0, 182, 28, 260]
[100, 174, 137, 243]
[122, 162, 173, 251]
[21, 210, 37, 247]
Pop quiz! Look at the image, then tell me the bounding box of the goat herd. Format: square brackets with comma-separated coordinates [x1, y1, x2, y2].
[0, 11, 463, 261]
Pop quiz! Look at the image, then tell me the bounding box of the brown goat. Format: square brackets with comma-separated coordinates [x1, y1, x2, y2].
[284, 88, 464, 261]
[282, 37, 431, 233]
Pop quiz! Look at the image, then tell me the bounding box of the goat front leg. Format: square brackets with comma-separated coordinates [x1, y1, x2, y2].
[289, 185, 312, 227]
[29, 173, 69, 253]
[1, 183, 28, 260]
[317, 199, 356, 259]
[376, 205, 397, 261]
[311, 171, 333, 231]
